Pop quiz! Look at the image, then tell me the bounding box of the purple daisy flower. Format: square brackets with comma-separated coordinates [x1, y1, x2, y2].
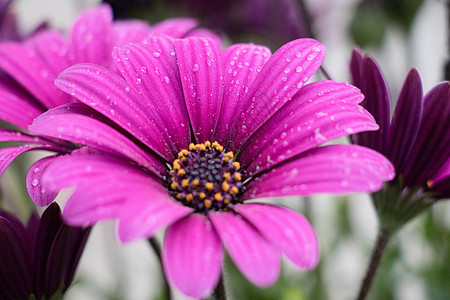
[0, 202, 90, 300]
[350, 48, 450, 230]
[28, 36, 394, 297]
[0, 4, 218, 206]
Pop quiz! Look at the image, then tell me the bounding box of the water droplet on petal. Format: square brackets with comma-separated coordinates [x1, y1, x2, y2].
[32, 179, 39, 187]
[153, 52, 161, 58]
[192, 64, 200, 72]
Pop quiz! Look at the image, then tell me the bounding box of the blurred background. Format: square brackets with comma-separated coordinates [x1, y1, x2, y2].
[0, 0, 449, 299]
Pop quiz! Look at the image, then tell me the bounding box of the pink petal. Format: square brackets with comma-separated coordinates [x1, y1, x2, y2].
[235, 204, 319, 269]
[229, 39, 326, 149]
[0, 42, 68, 108]
[30, 103, 166, 177]
[113, 38, 190, 152]
[40, 151, 158, 192]
[175, 37, 224, 143]
[0, 145, 65, 177]
[214, 43, 272, 145]
[163, 214, 223, 298]
[70, 4, 113, 66]
[0, 128, 47, 144]
[27, 30, 73, 76]
[209, 211, 280, 287]
[239, 80, 378, 175]
[244, 145, 395, 199]
[111, 20, 150, 47]
[0, 77, 44, 128]
[149, 18, 198, 38]
[26, 156, 59, 206]
[55, 63, 175, 161]
[117, 192, 192, 243]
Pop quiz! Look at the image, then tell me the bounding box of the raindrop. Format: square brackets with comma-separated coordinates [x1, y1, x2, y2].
[295, 52, 302, 58]
[32, 179, 39, 187]
[192, 64, 200, 72]
[296, 66, 303, 73]
[284, 68, 291, 73]
[153, 52, 161, 58]
[140, 67, 147, 73]
[164, 76, 170, 84]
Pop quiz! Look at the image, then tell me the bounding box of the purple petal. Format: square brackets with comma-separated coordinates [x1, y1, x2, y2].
[30, 103, 166, 177]
[111, 20, 150, 47]
[239, 80, 378, 175]
[26, 156, 59, 206]
[235, 204, 319, 269]
[70, 4, 112, 66]
[175, 37, 224, 142]
[430, 158, 450, 197]
[184, 28, 222, 45]
[149, 18, 198, 38]
[244, 145, 395, 199]
[0, 145, 65, 177]
[55, 63, 175, 161]
[209, 211, 280, 286]
[113, 38, 190, 152]
[39, 153, 160, 223]
[0, 217, 32, 299]
[0, 128, 48, 144]
[349, 48, 364, 90]
[163, 214, 223, 298]
[28, 30, 73, 77]
[0, 76, 44, 128]
[214, 43, 272, 145]
[351, 56, 390, 153]
[0, 42, 68, 108]
[117, 190, 193, 243]
[229, 39, 326, 149]
[404, 82, 450, 186]
[387, 69, 423, 172]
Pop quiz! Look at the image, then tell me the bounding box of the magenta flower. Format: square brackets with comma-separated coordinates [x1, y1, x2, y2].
[28, 36, 394, 297]
[0, 203, 90, 300]
[350, 48, 450, 230]
[0, 4, 217, 206]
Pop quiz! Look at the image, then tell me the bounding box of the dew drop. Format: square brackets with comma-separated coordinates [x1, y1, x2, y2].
[296, 66, 303, 73]
[284, 68, 291, 73]
[164, 76, 170, 84]
[192, 64, 200, 72]
[140, 67, 147, 73]
[153, 52, 161, 58]
[31, 179, 39, 187]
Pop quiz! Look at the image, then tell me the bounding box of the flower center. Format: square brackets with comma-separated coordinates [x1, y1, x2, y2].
[168, 141, 243, 213]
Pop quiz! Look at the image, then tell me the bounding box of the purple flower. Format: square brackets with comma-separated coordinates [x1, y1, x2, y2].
[28, 36, 394, 297]
[0, 202, 90, 299]
[0, 4, 217, 206]
[350, 48, 450, 230]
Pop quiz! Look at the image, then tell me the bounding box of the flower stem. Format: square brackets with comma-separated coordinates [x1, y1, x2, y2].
[148, 237, 171, 300]
[356, 228, 391, 300]
[213, 275, 227, 300]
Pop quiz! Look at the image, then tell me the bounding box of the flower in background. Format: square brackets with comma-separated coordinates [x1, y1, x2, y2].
[350, 48, 450, 232]
[0, 4, 219, 207]
[29, 36, 394, 297]
[103, 0, 310, 48]
[0, 202, 90, 300]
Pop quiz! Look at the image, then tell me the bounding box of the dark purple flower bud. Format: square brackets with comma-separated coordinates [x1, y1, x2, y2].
[0, 203, 90, 299]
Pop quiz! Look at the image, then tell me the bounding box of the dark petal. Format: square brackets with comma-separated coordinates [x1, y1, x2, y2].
[387, 69, 423, 173]
[45, 224, 91, 297]
[0, 216, 33, 299]
[32, 202, 63, 299]
[349, 47, 364, 89]
[351, 55, 391, 154]
[403, 82, 450, 186]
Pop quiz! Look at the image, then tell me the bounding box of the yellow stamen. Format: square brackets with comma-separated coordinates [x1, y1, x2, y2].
[199, 192, 206, 200]
[223, 156, 230, 163]
[205, 182, 214, 191]
[223, 173, 231, 180]
[224, 198, 230, 204]
[222, 181, 230, 192]
[230, 186, 238, 195]
[198, 144, 206, 151]
[189, 143, 197, 151]
[427, 180, 434, 188]
[173, 159, 181, 170]
[191, 179, 200, 186]
[186, 193, 193, 202]
[181, 179, 190, 187]
[205, 141, 211, 148]
[170, 182, 178, 190]
[233, 173, 242, 181]
[224, 152, 234, 159]
[176, 193, 182, 199]
[177, 169, 186, 176]
[232, 162, 240, 170]
[204, 199, 212, 208]
[214, 193, 223, 201]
